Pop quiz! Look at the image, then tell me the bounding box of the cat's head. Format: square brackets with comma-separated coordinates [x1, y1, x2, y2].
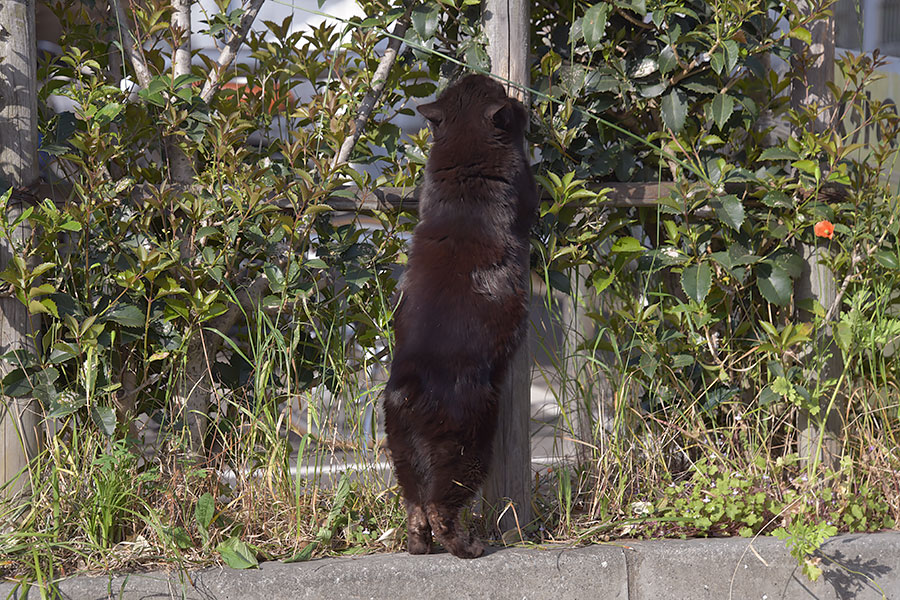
[416, 74, 528, 141]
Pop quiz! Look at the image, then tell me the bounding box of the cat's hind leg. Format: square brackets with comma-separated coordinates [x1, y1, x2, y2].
[405, 501, 431, 555]
[423, 438, 492, 559]
[390, 450, 433, 554]
[385, 397, 433, 555]
[425, 500, 484, 559]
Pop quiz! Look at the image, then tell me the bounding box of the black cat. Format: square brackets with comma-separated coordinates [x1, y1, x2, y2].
[383, 74, 538, 558]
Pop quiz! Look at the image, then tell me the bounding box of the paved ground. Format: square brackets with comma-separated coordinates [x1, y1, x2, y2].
[2, 532, 896, 599]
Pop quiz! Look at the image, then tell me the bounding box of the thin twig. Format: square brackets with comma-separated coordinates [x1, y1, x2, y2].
[111, 0, 152, 89]
[331, 15, 411, 169]
[199, 0, 267, 104]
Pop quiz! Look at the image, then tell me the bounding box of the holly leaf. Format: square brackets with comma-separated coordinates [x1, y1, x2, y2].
[661, 89, 688, 132]
[410, 5, 440, 39]
[711, 93, 734, 130]
[681, 263, 711, 303]
[582, 3, 611, 49]
[711, 194, 745, 231]
[756, 262, 792, 307]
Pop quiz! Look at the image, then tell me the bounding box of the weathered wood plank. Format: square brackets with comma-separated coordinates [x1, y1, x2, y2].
[33, 180, 703, 213]
[319, 182, 679, 212]
[0, 0, 41, 499]
[790, 2, 842, 470]
[482, 0, 533, 535]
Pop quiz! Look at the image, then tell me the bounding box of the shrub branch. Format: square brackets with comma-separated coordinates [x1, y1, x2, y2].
[332, 14, 411, 169]
[199, 0, 268, 104]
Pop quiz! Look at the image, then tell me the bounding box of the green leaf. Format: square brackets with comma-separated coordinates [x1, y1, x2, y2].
[410, 5, 440, 39]
[723, 40, 739, 73]
[756, 263, 792, 307]
[790, 26, 812, 44]
[630, 56, 658, 78]
[639, 82, 667, 98]
[305, 258, 328, 269]
[28, 299, 56, 317]
[1, 368, 33, 398]
[761, 190, 793, 208]
[30, 262, 57, 278]
[682, 80, 718, 94]
[681, 263, 711, 304]
[711, 194, 745, 231]
[59, 220, 82, 232]
[671, 354, 694, 369]
[658, 45, 678, 75]
[710, 250, 734, 270]
[769, 249, 803, 279]
[464, 44, 491, 71]
[610, 236, 644, 253]
[725, 243, 760, 266]
[620, 0, 646, 15]
[759, 148, 800, 161]
[93, 102, 123, 126]
[106, 304, 145, 328]
[547, 270, 571, 295]
[286, 543, 317, 563]
[582, 3, 611, 49]
[660, 89, 688, 132]
[32, 367, 59, 406]
[793, 159, 821, 179]
[195, 492, 215, 530]
[710, 51, 726, 75]
[591, 269, 615, 294]
[49, 342, 79, 364]
[166, 526, 193, 549]
[48, 391, 86, 418]
[217, 536, 259, 569]
[711, 93, 734, 130]
[265, 264, 285, 293]
[639, 353, 658, 378]
[173, 74, 204, 89]
[874, 250, 900, 270]
[90, 405, 117, 437]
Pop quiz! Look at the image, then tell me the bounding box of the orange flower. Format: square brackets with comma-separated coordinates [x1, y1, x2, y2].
[814, 220, 834, 239]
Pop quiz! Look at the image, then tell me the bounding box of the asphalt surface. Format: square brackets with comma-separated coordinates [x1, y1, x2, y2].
[2, 532, 897, 599]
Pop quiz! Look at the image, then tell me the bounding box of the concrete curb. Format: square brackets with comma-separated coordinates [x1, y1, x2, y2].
[2, 532, 897, 599]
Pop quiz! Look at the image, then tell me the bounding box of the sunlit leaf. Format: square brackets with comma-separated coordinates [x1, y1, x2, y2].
[756, 262, 792, 307]
[582, 3, 611, 49]
[711, 194, 745, 231]
[217, 537, 258, 569]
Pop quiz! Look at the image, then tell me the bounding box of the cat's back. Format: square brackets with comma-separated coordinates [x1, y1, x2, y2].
[390, 74, 536, 370]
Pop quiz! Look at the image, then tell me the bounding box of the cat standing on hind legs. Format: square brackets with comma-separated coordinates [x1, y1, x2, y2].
[383, 73, 538, 559]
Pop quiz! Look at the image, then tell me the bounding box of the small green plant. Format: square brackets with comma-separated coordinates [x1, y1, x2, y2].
[652, 460, 775, 538]
[774, 519, 838, 582]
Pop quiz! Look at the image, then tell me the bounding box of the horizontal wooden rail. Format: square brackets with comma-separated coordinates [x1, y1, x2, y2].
[26, 181, 683, 212]
[25, 180, 845, 217]
[320, 182, 679, 212]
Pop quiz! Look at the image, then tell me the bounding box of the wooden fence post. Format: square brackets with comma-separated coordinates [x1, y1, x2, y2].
[482, 0, 532, 534]
[790, 2, 843, 469]
[0, 0, 41, 497]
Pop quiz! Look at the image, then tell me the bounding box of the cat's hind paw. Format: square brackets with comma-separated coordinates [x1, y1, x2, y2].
[442, 535, 484, 559]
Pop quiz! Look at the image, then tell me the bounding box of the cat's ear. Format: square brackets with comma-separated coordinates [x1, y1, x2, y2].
[484, 100, 507, 122]
[486, 99, 527, 133]
[417, 102, 444, 126]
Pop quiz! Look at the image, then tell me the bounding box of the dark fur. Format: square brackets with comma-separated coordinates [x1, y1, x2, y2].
[383, 74, 538, 558]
